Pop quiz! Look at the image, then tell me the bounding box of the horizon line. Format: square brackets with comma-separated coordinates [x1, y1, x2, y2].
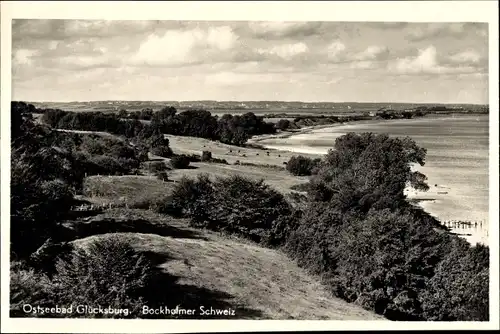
[17, 99, 489, 106]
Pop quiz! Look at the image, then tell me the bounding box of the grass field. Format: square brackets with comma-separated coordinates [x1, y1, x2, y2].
[82, 175, 173, 208]
[165, 134, 320, 167]
[72, 227, 384, 320]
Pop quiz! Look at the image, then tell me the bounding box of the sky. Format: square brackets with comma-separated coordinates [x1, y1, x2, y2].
[11, 20, 489, 104]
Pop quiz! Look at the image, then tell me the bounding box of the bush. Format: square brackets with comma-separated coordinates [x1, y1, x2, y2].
[284, 201, 489, 321]
[167, 174, 292, 242]
[419, 241, 489, 321]
[146, 161, 167, 174]
[170, 155, 190, 169]
[276, 119, 291, 131]
[87, 155, 126, 175]
[185, 154, 201, 162]
[51, 237, 155, 318]
[150, 145, 173, 158]
[201, 151, 212, 162]
[10, 237, 175, 319]
[167, 175, 214, 220]
[10, 262, 55, 317]
[156, 171, 169, 182]
[286, 155, 321, 176]
[11, 145, 78, 257]
[29, 239, 74, 276]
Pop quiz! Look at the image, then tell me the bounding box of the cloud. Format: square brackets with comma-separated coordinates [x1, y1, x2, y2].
[349, 61, 377, 69]
[406, 23, 464, 41]
[204, 71, 278, 85]
[11, 20, 489, 104]
[405, 23, 487, 42]
[257, 42, 309, 60]
[389, 45, 482, 75]
[353, 45, 389, 61]
[246, 22, 324, 39]
[130, 26, 238, 66]
[13, 19, 172, 42]
[375, 22, 409, 29]
[57, 55, 121, 70]
[327, 40, 346, 60]
[449, 50, 482, 64]
[13, 49, 38, 65]
[48, 41, 59, 50]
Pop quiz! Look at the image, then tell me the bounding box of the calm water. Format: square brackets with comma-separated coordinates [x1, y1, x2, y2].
[260, 115, 490, 245]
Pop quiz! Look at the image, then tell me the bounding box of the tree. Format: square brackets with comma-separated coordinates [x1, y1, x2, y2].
[276, 119, 291, 131]
[118, 109, 128, 118]
[310, 133, 428, 212]
[170, 155, 190, 169]
[420, 240, 489, 321]
[149, 134, 173, 158]
[167, 174, 292, 242]
[201, 151, 212, 162]
[286, 155, 321, 176]
[156, 106, 177, 120]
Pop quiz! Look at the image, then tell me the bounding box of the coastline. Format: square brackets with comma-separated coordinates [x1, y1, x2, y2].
[249, 114, 465, 146]
[249, 115, 489, 246]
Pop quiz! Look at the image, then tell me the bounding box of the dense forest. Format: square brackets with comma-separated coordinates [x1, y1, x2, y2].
[10, 101, 489, 321]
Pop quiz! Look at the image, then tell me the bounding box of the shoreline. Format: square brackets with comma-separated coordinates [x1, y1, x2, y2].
[248, 115, 489, 246]
[250, 113, 487, 146]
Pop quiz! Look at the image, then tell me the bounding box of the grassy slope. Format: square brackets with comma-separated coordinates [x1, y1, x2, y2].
[61, 128, 381, 319]
[82, 175, 173, 207]
[159, 134, 317, 194]
[71, 210, 384, 320]
[165, 134, 320, 167]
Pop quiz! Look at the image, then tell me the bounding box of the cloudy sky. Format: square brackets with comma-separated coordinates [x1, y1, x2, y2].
[12, 20, 488, 103]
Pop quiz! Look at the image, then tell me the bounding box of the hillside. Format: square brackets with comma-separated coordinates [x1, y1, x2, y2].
[70, 209, 384, 320]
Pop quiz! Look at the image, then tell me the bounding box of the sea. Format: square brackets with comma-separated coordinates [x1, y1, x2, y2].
[258, 114, 490, 245]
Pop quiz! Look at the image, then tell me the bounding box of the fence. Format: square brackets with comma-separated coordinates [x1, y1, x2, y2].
[441, 219, 489, 240]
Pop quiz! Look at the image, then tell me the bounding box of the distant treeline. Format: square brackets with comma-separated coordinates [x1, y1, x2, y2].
[28, 102, 276, 146]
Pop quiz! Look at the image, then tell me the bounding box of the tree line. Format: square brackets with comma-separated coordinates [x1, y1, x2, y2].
[38, 104, 277, 146]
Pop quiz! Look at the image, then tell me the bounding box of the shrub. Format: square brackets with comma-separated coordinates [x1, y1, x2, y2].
[284, 201, 489, 321]
[276, 119, 291, 131]
[10, 262, 56, 317]
[185, 154, 201, 162]
[167, 174, 214, 220]
[87, 155, 126, 175]
[150, 145, 173, 158]
[167, 174, 292, 242]
[29, 239, 74, 277]
[201, 151, 212, 162]
[146, 161, 167, 174]
[170, 155, 190, 169]
[286, 155, 321, 176]
[51, 237, 155, 318]
[156, 171, 169, 182]
[419, 241, 489, 321]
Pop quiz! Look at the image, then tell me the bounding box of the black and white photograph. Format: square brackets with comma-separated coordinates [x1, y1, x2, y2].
[1, 1, 499, 333]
